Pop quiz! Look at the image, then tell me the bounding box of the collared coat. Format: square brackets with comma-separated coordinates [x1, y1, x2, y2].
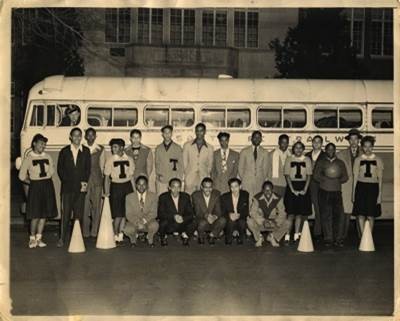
[211, 148, 239, 193]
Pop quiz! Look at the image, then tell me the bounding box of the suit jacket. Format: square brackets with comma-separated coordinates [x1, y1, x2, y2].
[220, 190, 249, 220]
[183, 140, 214, 186]
[238, 145, 270, 197]
[191, 190, 222, 220]
[337, 147, 362, 213]
[305, 150, 326, 182]
[126, 191, 158, 225]
[157, 191, 194, 224]
[211, 149, 239, 193]
[57, 145, 91, 193]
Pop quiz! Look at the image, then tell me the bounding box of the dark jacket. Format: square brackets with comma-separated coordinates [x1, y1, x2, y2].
[57, 145, 91, 193]
[220, 190, 249, 220]
[157, 191, 194, 224]
[191, 189, 222, 220]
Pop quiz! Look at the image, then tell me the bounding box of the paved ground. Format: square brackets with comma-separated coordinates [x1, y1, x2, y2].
[10, 221, 393, 316]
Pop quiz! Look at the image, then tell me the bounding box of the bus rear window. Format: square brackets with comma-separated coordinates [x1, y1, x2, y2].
[372, 108, 393, 128]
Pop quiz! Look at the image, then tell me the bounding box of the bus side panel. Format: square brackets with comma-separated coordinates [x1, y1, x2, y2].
[376, 151, 393, 219]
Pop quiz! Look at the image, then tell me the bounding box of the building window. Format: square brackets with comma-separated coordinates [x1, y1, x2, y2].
[345, 9, 365, 55]
[234, 10, 259, 48]
[202, 10, 227, 47]
[371, 9, 393, 56]
[105, 8, 131, 43]
[170, 9, 195, 45]
[138, 8, 164, 45]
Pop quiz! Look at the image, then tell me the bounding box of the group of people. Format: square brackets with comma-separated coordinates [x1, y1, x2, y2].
[18, 122, 384, 249]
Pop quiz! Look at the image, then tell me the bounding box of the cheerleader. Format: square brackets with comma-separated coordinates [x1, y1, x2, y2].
[284, 141, 313, 243]
[352, 136, 384, 234]
[18, 134, 57, 248]
[104, 138, 135, 244]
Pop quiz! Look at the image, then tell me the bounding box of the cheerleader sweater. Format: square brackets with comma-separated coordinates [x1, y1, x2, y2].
[19, 151, 55, 181]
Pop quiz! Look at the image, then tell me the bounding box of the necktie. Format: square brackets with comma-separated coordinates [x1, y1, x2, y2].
[222, 150, 227, 173]
[139, 194, 144, 211]
[253, 146, 258, 161]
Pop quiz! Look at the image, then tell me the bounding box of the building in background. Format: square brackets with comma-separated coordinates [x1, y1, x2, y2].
[78, 8, 299, 78]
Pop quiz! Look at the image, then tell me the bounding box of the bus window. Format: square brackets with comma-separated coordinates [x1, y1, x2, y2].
[283, 109, 306, 128]
[145, 107, 169, 127]
[114, 108, 138, 127]
[372, 108, 393, 128]
[47, 105, 56, 126]
[87, 107, 112, 127]
[171, 108, 194, 127]
[314, 109, 337, 128]
[201, 108, 225, 128]
[227, 109, 250, 128]
[30, 104, 45, 126]
[258, 108, 281, 128]
[59, 104, 81, 126]
[339, 109, 362, 128]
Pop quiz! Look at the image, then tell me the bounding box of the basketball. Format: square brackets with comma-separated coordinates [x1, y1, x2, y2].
[324, 163, 342, 179]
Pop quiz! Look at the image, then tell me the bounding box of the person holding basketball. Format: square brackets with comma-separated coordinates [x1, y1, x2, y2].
[313, 143, 348, 248]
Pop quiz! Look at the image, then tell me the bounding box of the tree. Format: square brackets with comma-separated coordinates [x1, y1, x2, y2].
[269, 9, 362, 79]
[12, 8, 85, 96]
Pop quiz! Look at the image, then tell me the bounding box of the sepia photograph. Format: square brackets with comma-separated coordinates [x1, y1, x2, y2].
[1, 0, 398, 320]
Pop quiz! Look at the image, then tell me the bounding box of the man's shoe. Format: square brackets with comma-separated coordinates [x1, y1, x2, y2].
[130, 242, 137, 248]
[236, 238, 243, 245]
[182, 238, 189, 246]
[225, 238, 232, 245]
[56, 239, 64, 248]
[161, 238, 168, 246]
[208, 236, 216, 245]
[198, 237, 205, 245]
[148, 242, 155, 248]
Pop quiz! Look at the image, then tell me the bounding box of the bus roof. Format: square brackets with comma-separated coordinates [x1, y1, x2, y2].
[28, 75, 393, 104]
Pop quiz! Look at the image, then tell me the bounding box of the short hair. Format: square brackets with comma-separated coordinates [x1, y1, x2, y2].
[251, 131, 262, 139]
[312, 135, 323, 143]
[161, 125, 173, 133]
[31, 134, 48, 149]
[195, 123, 206, 131]
[109, 138, 125, 147]
[262, 180, 274, 190]
[325, 143, 336, 151]
[85, 127, 96, 136]
[201, 177, 213, 187]
[135, 175, 148, 185]
[70, 127, 82, 136]
[278, 134, 289, 142]
[361, 135, 376, 147]
[217, 132, 230, 140]
[130, 129, 142, 137]
[169, 177, 182, 187]
[228, 177, 242, 187]
[292, 141, 305, 153]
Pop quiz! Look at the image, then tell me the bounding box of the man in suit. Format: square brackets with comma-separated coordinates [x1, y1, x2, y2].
[124, 175, 159, 247]
[238, 131, 270, 198]
[125, 129, 153, 184]
[57, 127, 91, 247]
[337, 128, 363, 240]
[211, 132, 239, 194]
[192, 177, 226, 245]
[158, 178, 196, 246]
[220, 178, 249, 245]
[183, 123, 214, 194]
[305, 135, 326, 240]
[247, 181, 290, 247]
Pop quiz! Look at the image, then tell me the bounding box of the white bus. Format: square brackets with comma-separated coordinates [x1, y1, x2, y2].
[17, 75, 394, 219]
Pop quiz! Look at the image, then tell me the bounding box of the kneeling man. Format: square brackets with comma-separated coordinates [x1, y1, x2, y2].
[124, 175, 159, 247]
[192, 177, 226, 245]
[247, 181, 290, 247]
[158, 178, 196, 246]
